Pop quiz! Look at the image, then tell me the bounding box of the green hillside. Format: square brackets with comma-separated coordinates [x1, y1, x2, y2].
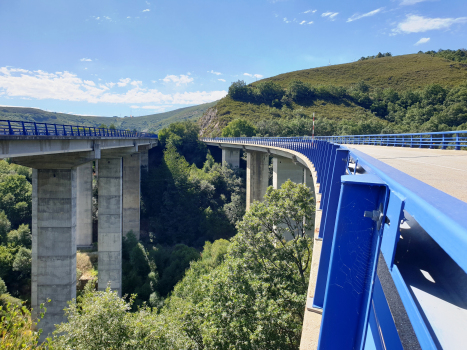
[198, 51, 467, 137]
[0, 102, 216, 133]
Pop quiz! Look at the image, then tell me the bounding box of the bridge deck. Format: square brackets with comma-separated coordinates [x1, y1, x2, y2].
[345, 145, 467, 203]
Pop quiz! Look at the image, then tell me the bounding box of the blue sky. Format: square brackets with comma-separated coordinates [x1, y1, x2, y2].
[0, 0, 466, 117]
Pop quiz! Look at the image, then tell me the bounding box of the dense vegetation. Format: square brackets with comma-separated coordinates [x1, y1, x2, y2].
[0, 160, 32, 306]
[217, 79, 467, 137]
[199, 51, 467, 136]
[0, 102, 216, 133]
[39, 180, 314, 350]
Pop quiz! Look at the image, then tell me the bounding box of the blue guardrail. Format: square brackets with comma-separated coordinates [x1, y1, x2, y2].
[0, 119, 157, 138]
[203, 131, 467, 350]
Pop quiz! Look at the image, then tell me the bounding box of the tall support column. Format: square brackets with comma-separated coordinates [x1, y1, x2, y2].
[32, 169, 77, 339]
[272, 156, 305, 241]
[273, 156, 304, 189]
[140, 150, 148, 173]
[98, 158, 122, 296]
[122, 153, 141, 239]
[222, 147, 240, 168]
[246, 151, 269, 210]
[76, 162, 93, 247]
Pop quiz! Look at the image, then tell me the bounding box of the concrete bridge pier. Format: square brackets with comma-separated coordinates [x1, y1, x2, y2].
[31, 168, 78, 339]
[98, 157, 123, 296]
[222, 147, 240, 168]
[140, 149, 149, 173]
[246, 151, 269, 210]
[273, 156, 304, 189]
[76, 162, 93, 248]
[122, 153, 141, 239]
[273, 156, 306, 241]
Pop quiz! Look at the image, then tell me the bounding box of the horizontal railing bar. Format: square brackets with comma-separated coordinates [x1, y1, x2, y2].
[0, 119, 158, 138]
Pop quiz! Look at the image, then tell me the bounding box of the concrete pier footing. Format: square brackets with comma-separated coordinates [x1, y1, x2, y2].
[122, 153, 141, 239]
[246, 151, 269, 210]
[76, 162, 93, 247]
[222, 148, 240, 168]
[98, 158, 123, 296]
[32, 169, 77, 339]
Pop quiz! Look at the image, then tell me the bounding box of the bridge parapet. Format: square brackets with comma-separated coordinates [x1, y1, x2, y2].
[202, 135, 467, 350]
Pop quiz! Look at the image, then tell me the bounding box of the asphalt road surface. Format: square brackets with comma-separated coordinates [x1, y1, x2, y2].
[345, 145, 467, 203]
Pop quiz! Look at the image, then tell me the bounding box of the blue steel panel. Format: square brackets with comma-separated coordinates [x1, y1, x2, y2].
[313, 149, 349, 308]
[318, 175, 388, 350]
[366, 303, 384, 350]
[380, 191, 405, 270]
[372, 276, 404, 350]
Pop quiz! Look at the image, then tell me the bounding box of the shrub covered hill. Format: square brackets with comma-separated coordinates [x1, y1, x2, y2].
[198, 50, 467, 137]
[0, 101, 216, 133]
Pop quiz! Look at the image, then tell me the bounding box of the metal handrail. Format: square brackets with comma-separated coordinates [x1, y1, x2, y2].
[203, 130, 467, 150]
[0, 119, 158, 138]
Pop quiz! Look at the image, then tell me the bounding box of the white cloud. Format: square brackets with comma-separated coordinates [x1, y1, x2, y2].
[127, 16, 131, 18]
[0, 66, 226, 105]
[117, 78, 131, 87]
[308, 21, 314, 24]
[104, 16, 111, 20]
[146, 1, 150, 5]
[394, 15, 467, 33]
[218, 79, 226, 82]
[303, 10, 317, 14]
[208, 70, 221, 75]
[143, 9, 150, 12]
[415, 37, 430, 45]
[162, 74, 193, 86]
[131, 80, 143, 87]
[254, 74, 263, 79]
[400, 0, 430, 5]
[95, 17, 100, 20]
[84, 80, 95, 86]
[244, 73, 252, 77]
[347, 8, 383, 22]
[283, 17, 290, 23]
[80, 58, 92, 62]
[300, 20, 306, 25]
[131, 105, 140, 109]
[322, 12, 339, 20]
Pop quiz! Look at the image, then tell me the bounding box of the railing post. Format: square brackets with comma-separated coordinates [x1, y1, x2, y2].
[456, 133, 460, 150]
[429, 134, 433, 149]
[441, 134, 446, 149]
[410, 135, 413, 148]
[44, 123, 49, 136]
[34, 122, 38, 135]
[7, 121, 14, 135]
[22, 121, 27, 135]
[54, 124, 58, 136]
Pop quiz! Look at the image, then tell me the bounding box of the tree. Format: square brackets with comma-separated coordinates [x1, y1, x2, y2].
[164, 181, 315, 349]
[0, 174, 32, 228]
[221, 119, 257, 137]
[49, 284, 193, 350]
[228, 80, 252, 102]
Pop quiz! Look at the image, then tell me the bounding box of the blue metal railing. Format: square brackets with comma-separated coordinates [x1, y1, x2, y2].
[202, 134, 467, 350]
[0, 119, 157, 138]
[315, 130, 467, 150]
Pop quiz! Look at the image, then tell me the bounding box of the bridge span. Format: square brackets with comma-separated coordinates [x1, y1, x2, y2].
[0, 120, 157, 338]
[203, 130, 467, 350]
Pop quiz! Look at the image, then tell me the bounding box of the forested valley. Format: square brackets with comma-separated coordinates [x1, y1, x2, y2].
[1, 121, 315, 350]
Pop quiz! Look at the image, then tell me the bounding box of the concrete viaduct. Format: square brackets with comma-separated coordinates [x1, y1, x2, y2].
[204, 131, 467, 350]
[2, 119, 467, 349]
[0, 126, 156, 338]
